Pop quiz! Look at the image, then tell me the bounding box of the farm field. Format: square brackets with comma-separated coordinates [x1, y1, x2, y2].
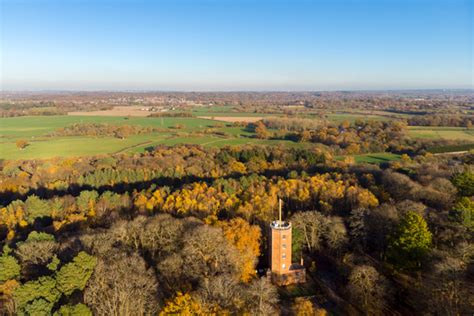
[68, 105, 151, 117]
[198, 116, 264, 123]
[335, 152, 401, 163]
[191, 106, 273, 117]
[0, 115, 304, 159]
[1, 115, 472, 160]
[407, 126, 474, 141]
[0, 115, 219, 139]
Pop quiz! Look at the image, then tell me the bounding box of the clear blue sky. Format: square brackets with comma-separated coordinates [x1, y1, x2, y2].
[1, 0, 472, 91]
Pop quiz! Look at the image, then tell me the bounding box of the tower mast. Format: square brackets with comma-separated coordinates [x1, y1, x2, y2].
[279, 198, 282, 222]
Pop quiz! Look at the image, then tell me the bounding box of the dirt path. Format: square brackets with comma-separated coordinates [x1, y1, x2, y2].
[114, 140, 153, 154]
[434, 150, 469, 155]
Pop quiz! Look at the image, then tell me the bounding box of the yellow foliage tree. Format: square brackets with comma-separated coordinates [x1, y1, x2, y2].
[292, 297, 315, 316]
[230, 161, 247, 174]
[159, 292, 206, 316]
[0, 205, 27, 240]
[219, 218, 261, 282]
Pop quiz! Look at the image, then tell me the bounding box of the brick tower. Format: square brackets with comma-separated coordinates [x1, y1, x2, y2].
[268, 199, 306, 286]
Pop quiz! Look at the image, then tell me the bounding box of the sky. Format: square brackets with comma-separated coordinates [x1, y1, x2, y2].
[0, 0, 472, 91]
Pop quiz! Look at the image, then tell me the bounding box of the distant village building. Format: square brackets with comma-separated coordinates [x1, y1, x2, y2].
[268, 199, 306, 286]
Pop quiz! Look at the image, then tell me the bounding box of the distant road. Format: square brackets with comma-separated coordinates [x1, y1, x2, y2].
[433, 150, 469, 156]
[198, 116, 263, 123]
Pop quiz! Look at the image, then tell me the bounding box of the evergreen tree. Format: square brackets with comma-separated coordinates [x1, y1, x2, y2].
[56, 252, 97, 296]
[452, 197, 474, 230]
[387, 211, 432, 270]
[0, 245, 21, 282]
[24, 195, 51, 224]
[451, 171, 474, 197]
[13, 276, 61, 315]
[54, 303, 92, 316]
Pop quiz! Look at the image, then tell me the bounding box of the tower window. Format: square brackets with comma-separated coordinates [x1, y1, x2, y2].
[282, 264, 286, 269]
[282, 253, 286, 259]
[282, 244, 286, 249]
[282, 235, 286, 240]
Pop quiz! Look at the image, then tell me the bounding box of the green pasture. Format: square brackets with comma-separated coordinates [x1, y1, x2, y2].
[0, 115, 472, 160]
[0, 115, 304, 159]
[335, 152, 401, 164]
[190, 105, 273, 117]
[354, 153, 401, 163]
[0, 115, 219, 140]
[325, 113, 389, 122]
[408, 126, 474, 141]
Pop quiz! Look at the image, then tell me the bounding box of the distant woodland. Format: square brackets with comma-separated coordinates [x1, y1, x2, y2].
[1, 90, 473, 122]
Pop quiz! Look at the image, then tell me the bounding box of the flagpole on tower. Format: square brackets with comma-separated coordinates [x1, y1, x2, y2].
[279, 198, 282, 222]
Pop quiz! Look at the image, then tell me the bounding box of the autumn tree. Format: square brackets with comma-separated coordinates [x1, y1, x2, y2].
[15, 139, 29, 150]
[16, 231, 58, 267]
[160, 292, 206, 315]
[219, 218, 261, 282]
[299, 130, 312, 142]
[76, 190, 99, 217]
[292, 297, 315, 316]
[255, 121, 269, 139]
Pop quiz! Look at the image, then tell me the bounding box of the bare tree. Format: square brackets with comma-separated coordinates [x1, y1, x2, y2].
[84, 252, 159, 316]
[291, 211, 327, 252]
[429, 256, 472, 315]
[326, 216, 348, 253]
[195, 274, 245, 312]
[244, 278, 279, 316]
[347, 265, 391, 315]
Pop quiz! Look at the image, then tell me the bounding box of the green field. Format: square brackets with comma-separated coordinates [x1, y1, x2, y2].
[408, 126, 474, 141]
[0, 116, 219, 139]
[190, 106, 273, 117]
[1, 115, 473, 160]
[335, 152, 401, 163]
[0, 115, 305, 159]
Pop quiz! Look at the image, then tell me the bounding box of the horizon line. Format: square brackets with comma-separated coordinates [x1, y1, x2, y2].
[1, 87, 473, 94]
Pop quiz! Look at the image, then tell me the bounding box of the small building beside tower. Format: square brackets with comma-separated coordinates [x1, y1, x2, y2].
[267, 199, 306, 286]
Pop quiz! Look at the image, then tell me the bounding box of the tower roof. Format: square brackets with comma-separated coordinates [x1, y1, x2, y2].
[270, 220, 291, 229]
